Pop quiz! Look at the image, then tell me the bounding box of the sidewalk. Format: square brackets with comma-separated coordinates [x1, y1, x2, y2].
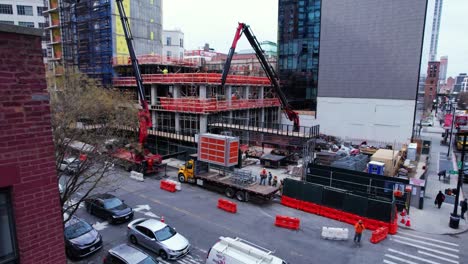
[407, 114, 468, 235]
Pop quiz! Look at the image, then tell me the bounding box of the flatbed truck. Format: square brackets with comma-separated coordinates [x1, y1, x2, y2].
[178, 157, 279, 202]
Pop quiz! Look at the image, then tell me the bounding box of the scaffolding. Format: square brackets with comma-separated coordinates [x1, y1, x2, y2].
[59, 0, 112, 85]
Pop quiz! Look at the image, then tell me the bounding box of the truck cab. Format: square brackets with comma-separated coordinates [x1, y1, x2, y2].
[178, 159, 195, 183]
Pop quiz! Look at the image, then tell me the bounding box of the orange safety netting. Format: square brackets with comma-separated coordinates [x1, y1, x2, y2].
[113, 73, 272, 87]
[158, 98, 280, 113]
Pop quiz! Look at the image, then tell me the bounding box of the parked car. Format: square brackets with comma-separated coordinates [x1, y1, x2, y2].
[421, 119, 433, 127]
[103, 244, 159, 264]
[85, 193, 133, 224]
[127, 218, 190, 260]
[64, 216, 102, 259]
[206, 237, 287, 264]
[60, 157, 81, 174]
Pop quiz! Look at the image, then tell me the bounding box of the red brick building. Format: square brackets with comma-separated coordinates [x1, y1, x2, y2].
[0, 25, 66, 263]
[424, 61, 440, 111]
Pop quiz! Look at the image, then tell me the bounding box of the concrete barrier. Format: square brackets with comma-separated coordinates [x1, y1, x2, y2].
[130, 171, 144, 182]
[321, 227, 349, 240]
[166, 179, 181, 191]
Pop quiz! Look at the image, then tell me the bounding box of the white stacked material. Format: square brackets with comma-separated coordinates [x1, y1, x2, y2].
[321, 227, 349, 240]
[130, 171, 144, 182]
[166, 179, 181, 191]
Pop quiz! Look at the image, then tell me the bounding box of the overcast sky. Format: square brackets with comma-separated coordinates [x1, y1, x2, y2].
[163, 0, 466, 78]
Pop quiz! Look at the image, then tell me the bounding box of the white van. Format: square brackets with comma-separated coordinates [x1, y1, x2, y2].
[206, 237, 287, 264]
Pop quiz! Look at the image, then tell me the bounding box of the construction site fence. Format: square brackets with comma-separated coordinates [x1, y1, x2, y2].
[152, 98, 280, 113]
[306, 164, 409, 211]
[208, 117, 320, 139]
[113, 73, 272, 86]
[282, 178, 396, 223]
[113, 55, 198, 67]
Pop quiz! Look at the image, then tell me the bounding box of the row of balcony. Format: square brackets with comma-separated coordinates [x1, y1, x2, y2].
[151, 98, 280, 113]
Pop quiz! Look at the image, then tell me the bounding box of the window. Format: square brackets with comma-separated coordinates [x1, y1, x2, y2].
[166, 51, 171, 58]
[179, 38, 183, 48]
[17, 5, 33, 16]
[0, 189, 18, 263]
[0, 21, 14, 25]
[0, 4, 13, 14]
[37, 6, 46, 15]
[166, 37, 171, 46]
[38, 22, 47, 28]
[18, 22, 35, 28]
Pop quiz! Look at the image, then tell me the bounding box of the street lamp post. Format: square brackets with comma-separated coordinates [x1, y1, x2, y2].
[449, 133, 466, 229]
[447, 103, 456, 157]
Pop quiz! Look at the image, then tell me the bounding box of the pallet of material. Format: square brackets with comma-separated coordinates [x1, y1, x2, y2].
[315, 152, 338, 166]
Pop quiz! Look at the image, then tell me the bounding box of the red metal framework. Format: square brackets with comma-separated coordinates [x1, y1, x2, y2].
[113, 73, 272, 87]
[155, 98, 280, 113]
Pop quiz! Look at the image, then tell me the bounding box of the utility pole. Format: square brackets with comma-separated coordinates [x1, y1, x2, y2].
[447, 103, 455, 157]
[449, 132, 466, 229]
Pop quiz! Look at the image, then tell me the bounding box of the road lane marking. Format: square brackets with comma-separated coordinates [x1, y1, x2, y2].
[393, 235, 459, 252]
[418, 251, 459, 264]
[385, 254, 418, 264]
[391, 239, 459, 259]
[388, 248, 441, 264]
[397, 232, 459, 247]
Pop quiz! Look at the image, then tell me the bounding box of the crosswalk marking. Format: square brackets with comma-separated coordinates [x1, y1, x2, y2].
[418, 250, 460, 264]
[388, 248, 441, 264]
[385, 254, 419, 264]
[383, 260, 398, 264]
[393, 235, 459, 252]
[397, 232, 459, 247]
[391, 238, 460, 259]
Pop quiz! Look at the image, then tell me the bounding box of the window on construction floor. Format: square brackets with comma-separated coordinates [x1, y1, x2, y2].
[0, 188, 18, 264]
[18, 21, 34, 28]
[0, 21, 14, 25]
[37, 6, 46, 15]
[17, 5, 33, 16]
[0, 4, 13, 14]
[179, 114, 198, 135]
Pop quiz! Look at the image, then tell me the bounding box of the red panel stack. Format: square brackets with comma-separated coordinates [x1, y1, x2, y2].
[198, 133, 239, 167]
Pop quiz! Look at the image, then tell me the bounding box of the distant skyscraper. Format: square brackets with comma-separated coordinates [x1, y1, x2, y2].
[429, 0, 443, 61]
[439, 56, 448, 82]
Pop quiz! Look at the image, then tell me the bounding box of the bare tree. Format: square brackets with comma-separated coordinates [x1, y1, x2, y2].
[48, 71, 138, 223]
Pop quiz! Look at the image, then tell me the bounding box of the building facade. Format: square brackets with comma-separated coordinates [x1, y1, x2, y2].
[424, 61, 440, 110]
[316, 0, 427, 143]
[439, 56, 448, 82]
[0, 24, 65, 264]
[44, 0, 162, 85]
[277, 0, 321, 110]
[162, 29, 184, 59]
[0, 0, 48, 63]
[453, 73, 467, 93]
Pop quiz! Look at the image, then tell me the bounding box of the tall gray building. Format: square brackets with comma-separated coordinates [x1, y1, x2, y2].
[316, 0, 428, 143]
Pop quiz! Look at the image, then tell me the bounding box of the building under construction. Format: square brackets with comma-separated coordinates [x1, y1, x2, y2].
[44, 0, 162, 85]
[112, 55, 319, 156]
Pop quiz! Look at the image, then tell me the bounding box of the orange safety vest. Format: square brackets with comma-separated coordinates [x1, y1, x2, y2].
[355, 223, 365, 234]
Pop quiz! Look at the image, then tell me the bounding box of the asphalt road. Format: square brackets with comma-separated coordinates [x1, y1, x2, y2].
[70, 166, 468, 264]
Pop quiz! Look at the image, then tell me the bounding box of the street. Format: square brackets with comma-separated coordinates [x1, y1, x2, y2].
[69, 166, 468, 264]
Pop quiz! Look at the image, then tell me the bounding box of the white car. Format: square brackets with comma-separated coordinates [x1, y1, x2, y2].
[60, 157, 80, 174]
[127, 218, 190, 260]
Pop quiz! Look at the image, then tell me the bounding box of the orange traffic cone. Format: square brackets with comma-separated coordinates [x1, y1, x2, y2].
[405, 216, 411, 227]
[160, 216, 165, 223]
[400, 209, 407, 217]
[400, 215, 406, 224]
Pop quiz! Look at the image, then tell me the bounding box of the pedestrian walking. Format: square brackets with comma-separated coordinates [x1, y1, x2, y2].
[354, 220, 365, 246]
[260, 168, 267, 185]
[437, 170, 446, 181]
[268, 172, 273, 186]
[460, 198, 468, 220]
[272, 176, 278, 187]
[435, 190, 446, 209]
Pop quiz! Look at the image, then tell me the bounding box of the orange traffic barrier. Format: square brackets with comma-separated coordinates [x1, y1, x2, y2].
[274, 215, 300, 230]
[281, 196, 301, 209]
[299, 201, 321, 215]
[370, 226, 388, 244]
[388, 217, 398, 235]
[160, 180, 176, 193]
[217, 198, 237, 213]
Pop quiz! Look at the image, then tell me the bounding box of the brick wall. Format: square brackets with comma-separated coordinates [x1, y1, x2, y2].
[0, 25, 66, 263]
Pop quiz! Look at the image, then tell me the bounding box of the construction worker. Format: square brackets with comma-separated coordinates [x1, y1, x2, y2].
[259, 168, 267, 185]
[272, 176, 278, 187]
[268, 172, 273, 186]
[354, 220, 365, 245]
[162, 67, 168, 74]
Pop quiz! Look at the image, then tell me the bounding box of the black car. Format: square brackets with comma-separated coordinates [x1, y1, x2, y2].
[64, 216, 102, 259]
[85, 193, 133, 224]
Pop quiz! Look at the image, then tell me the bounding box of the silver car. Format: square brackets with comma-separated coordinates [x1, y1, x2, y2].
[127, 218, 190, 260]
[103, 244, 159, 264]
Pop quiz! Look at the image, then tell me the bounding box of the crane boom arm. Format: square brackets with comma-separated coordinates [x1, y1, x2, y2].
[115, 0, 152, 144]
[221, 23, 299, 129]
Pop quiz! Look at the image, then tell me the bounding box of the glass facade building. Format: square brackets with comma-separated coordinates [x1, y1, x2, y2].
[278, 0, 321, 110]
